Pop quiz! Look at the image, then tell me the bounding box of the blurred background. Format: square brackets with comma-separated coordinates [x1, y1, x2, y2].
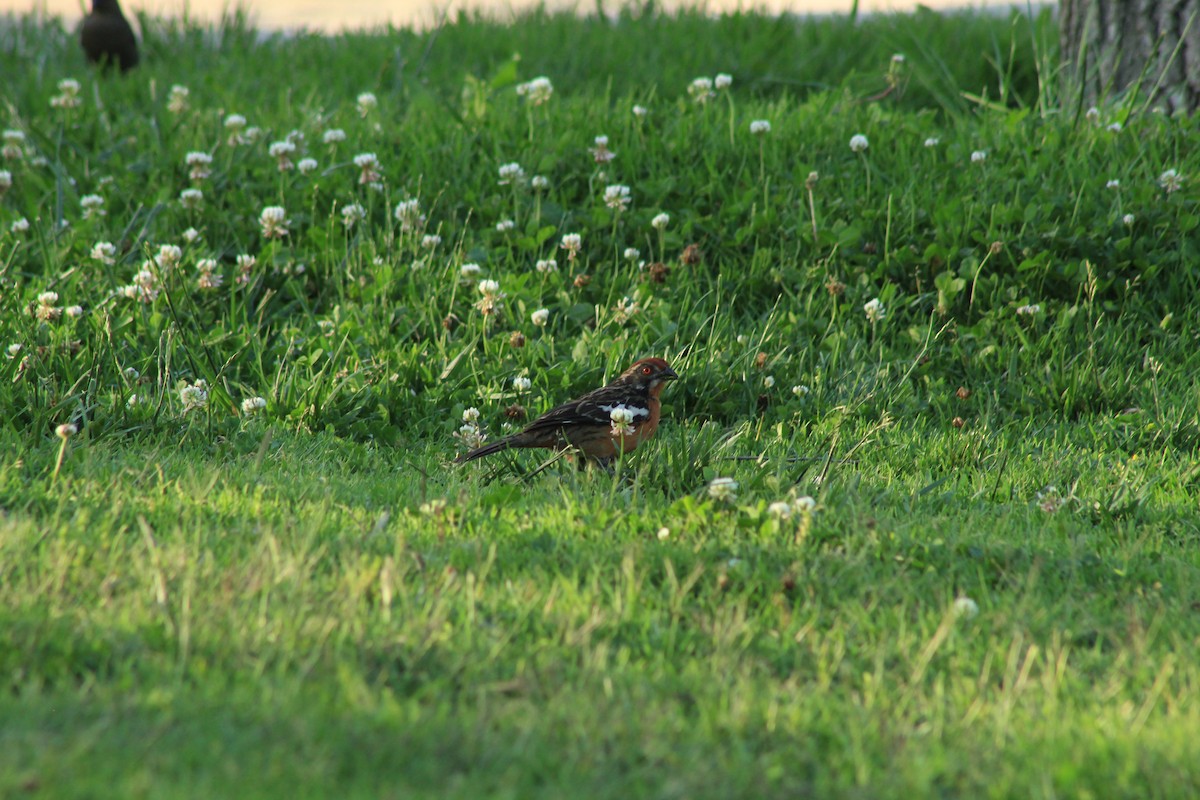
[3, 0, 1020, 32]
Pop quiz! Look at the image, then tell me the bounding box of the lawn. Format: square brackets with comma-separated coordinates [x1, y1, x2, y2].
[1, 4, 1199, 797]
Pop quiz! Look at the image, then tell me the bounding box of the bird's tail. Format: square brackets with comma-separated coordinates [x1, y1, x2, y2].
[454, 436, 518, 464]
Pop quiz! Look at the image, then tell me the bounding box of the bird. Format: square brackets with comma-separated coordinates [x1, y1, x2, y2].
[80, 0, 140, 73]
[455, 357, 679, 467]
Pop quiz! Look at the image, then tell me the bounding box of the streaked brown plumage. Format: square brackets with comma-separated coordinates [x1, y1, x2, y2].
[455, 357, 678, 466]
[81, 0, 139, 72]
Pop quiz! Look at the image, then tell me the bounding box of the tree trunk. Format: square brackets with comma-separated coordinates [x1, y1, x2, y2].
[1060, 0, 1200, 113]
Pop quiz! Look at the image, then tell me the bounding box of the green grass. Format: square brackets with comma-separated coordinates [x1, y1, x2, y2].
[2, 4, 1200, 797]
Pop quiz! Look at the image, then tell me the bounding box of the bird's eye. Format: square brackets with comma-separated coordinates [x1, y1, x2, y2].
[642, 366, 652, 375]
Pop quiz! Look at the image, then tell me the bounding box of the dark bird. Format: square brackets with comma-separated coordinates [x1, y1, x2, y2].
[81, 0, 140, 72]
[455, 357, 679, 467]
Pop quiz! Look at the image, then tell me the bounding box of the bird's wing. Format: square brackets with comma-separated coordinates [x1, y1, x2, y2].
[522, 384, 650, 435]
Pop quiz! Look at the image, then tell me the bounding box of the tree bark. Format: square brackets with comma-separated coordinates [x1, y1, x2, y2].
[1060, 0, 1200, 113]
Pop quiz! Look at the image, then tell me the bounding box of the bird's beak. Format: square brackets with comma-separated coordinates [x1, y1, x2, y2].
[662, 366, 679, 380]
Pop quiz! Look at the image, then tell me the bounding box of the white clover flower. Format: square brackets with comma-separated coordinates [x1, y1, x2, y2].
[393, 198, 423, 230]
[298, 157, 318, 175]
[127, 394, 138, 407]
[609, 405, 636, 437]
[767, 501, 792, 519]
[632, 104, 648, 118]
[180, 380, 209, 411]
[714, 73, 733, 90]
[498, 162, 526, 185]
[7, 343, 22, 357]
[418, 234, 440, 249]
[166, 84, 189, 114]
[123, 367, 139, 380]
[495, 219, 516, 232]
[688, 77, 715, 103]
[80, 194, 105, 219]
[455, 423, 486, 450]
[185, 151, 213, 181]
[603, 184, 631, 211]
[531, 308, 549, 326]
[2, 129, 25, 160]
[1106, 179, 1120, 189]
[196, 258, 222, 290]
[1159, 169, 1184, 193]
[356, 92, 378, 116]
[241, 396, 268, 413]
[560, 233, 582, 258]
[590, 135, 616, 164]
[612, 296, 639, 324]
[763, 375, 775, 388]
[35, 300, 61, 321]
[55, 422, 77, 439]
[260, 205, 290, 239]
[1107, 122, 1122, 133]
[515, 76, 554, 105]
[323, 128, 346, 144]
[864, 297, 885, 323]
[182, 227, 201, 243]
[651, 212, 670, 230]
[476, 279, 505, 314]
[1085, 106, 1100, 122]
[51, 78, 82, 109]
[1123, 213, 1136, 226]
[0, 170, 13, 193]
[623, 247, 640, 261]
[235, 254, 256, 285]
[531, 175, 549, 190]
[353, 152, 382, 184]
[892, 53, 906, 64]
[924, 136, 940, 148]
[224, 113, 248, 145]
[791, 384, 809, 397]
[707, 477, 738, 503]
[179, 188, 203, 210]
[268, 140, 296, 170]
[340, 203, 367, 227]
[38, 291, 59, 306]
[971, 150, 988, 163]
[656, 526, 669, 540]
[462, 407, 481, 423]
[460, 262, 482, 277]
[952, 596, 979, 619]
[749, 119, 771, 135]
[10, 217, 29, 233]
[792, 495, 816, 513]
[513, 376, 531, 392]
[849, 134, 869, 153]
[535, 258, 558, 274]
[156, 244, 183, 270]
[1016, 304, 1041, 315]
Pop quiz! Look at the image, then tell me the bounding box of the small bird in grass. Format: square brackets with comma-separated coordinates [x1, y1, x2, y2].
[455, 357, 679, 467]
[81, 0, 140, 72]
